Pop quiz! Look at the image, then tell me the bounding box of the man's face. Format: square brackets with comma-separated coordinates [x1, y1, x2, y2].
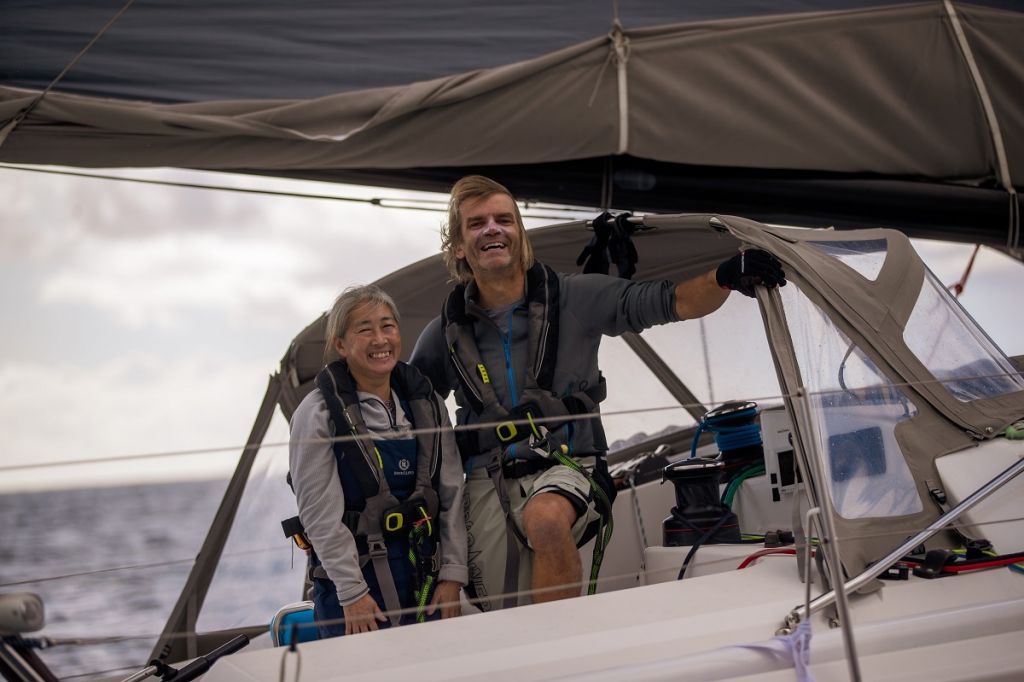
[454, 193, 522, 278]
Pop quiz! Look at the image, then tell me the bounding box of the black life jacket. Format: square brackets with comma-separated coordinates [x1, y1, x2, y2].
[442, 261, 607, 460]
[315, 360, 442, 543]
[288, 360, 444, 626]
[442, 264, 616, 606]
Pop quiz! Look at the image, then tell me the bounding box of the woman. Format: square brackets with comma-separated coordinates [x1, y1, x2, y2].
[289, 284, 467, 637]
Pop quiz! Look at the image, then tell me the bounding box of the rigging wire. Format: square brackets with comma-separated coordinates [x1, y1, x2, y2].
[4, 370, 1022, 475]
[0, 401, 707, 473]
[4, 564, 704, 655]
[6, 498, 1023, 592]
[0, 0, 137, 147]
[61, 664, 143, 681]
[0, 164, 594, 220]
[0, 442, 252, 472]
[948, 243, 982, 298]
[0, 546, 275, 589]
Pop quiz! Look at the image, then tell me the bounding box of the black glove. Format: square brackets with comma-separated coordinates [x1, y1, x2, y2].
[576, 212, 613, 275]
[608, 215, 639, 281]
[715, 249, 786, 298]
[576, 211, 638, 279]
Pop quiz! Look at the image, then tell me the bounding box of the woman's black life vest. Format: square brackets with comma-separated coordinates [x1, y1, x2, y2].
[284, 359, 444, 626]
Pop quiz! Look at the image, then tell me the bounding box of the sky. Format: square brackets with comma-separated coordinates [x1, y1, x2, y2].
[1, 164, 1023, 492]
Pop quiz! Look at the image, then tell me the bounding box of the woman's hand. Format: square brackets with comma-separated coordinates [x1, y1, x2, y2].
[426, 580, 463, 619]
[343, 593, 387, 635]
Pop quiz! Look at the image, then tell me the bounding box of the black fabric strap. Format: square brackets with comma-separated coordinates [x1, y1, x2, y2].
[486, 456, 522, 610]
[926, 479, 990, 549]
[316, 365, 380, 499]
[525, 262, 560, 390]
[502, 457, 556, 480]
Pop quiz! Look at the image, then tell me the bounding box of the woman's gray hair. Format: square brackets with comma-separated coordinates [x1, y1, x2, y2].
[324, 284, 400, 359]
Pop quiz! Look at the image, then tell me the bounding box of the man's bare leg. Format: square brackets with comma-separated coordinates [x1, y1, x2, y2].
[522, 492, 580, 603]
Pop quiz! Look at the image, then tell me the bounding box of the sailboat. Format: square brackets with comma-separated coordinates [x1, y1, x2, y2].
[2, 2, 1022, 680]
[153, 213, 1024, 682]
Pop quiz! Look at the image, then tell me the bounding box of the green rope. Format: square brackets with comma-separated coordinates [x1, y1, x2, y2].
[413, 574, 435, 623]
[549, 447, 615, 596]
[408, 515, 437, 623]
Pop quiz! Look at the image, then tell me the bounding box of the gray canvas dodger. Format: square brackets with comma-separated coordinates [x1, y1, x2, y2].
[711, 213, 1024, 572]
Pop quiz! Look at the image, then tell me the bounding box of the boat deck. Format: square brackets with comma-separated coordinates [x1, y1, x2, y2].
[203, 552, 1024, 681]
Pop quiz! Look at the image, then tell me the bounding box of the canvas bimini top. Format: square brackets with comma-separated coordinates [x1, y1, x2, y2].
[2, 1, 1023, 247]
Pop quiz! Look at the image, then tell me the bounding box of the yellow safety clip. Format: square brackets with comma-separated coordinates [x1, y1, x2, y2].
[384, 512, 404, 533]
[477, 363, 490, 384]
[496, 422, 518, 442]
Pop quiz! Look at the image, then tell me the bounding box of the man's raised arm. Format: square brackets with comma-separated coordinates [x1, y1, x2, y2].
[674, 249, 786, 321]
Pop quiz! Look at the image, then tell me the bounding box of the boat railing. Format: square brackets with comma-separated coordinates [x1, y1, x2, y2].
[781, 454, 1024, 631]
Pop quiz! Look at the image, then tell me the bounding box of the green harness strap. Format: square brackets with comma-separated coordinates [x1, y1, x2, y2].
[408, 518, 437, 623]
[549, 447, 615, 596]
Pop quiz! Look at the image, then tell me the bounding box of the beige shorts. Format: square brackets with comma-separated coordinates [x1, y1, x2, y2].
[463, 459, 602, 613]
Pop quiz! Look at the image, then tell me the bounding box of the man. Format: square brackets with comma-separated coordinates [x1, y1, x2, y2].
[410, 175, 785, 612]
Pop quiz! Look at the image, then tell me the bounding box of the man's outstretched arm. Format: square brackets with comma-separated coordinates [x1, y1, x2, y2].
[674, 249, 786, 321]
[674, 269, 729, 321]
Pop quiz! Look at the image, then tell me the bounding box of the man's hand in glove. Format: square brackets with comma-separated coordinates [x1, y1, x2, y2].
[715, 249, 787, 298]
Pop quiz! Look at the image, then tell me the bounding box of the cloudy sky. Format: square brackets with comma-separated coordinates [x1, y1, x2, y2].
[0, 166, 458, 490]
[1, 164, 1022, 491]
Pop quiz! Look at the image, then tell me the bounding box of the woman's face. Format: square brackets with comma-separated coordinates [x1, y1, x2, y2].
[333, 301, 401, 387]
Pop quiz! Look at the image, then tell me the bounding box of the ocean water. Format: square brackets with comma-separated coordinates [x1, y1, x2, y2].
[0, 477, 305, 680]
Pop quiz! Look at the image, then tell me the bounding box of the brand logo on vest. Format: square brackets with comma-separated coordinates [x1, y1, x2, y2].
[398, 458, 411, 472]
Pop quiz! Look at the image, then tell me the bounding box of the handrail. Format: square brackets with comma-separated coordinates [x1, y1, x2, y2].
[783, 454, 1024, 630]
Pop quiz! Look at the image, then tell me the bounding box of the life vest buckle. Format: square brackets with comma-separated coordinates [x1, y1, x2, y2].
[496, 421, 519, 442]
[495, 401, 546, 446]
[367, 538, 388, 558]
[382, 497, 437, 540]
[384, 511, 405, 533]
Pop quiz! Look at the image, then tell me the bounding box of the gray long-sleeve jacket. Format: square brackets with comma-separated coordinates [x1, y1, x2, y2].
[288, 384, 468, 606]
[411, 267, 679, 468]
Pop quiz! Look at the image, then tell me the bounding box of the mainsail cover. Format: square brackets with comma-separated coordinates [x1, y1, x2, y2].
[2, 2, 1022, 247]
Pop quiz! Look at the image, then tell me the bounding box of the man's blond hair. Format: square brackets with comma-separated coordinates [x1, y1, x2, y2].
[441, 175, 534, 284]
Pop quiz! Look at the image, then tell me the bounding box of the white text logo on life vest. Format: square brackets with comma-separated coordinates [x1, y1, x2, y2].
[398, 458, 411, 472]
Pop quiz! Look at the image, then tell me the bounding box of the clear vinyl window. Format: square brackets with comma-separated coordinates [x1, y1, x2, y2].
[903, 268, 1024, 402]
[807, 239, 887, 281]
[781, 283, 922, 519]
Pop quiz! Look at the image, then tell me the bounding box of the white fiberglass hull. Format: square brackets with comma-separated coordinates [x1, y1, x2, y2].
[203, 554, 1024, 682]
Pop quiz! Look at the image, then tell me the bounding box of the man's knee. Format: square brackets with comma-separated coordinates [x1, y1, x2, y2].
[522, 492, 577, 551]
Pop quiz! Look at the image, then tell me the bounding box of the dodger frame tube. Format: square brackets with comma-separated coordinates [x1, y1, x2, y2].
[785, 454, 1024, 628]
